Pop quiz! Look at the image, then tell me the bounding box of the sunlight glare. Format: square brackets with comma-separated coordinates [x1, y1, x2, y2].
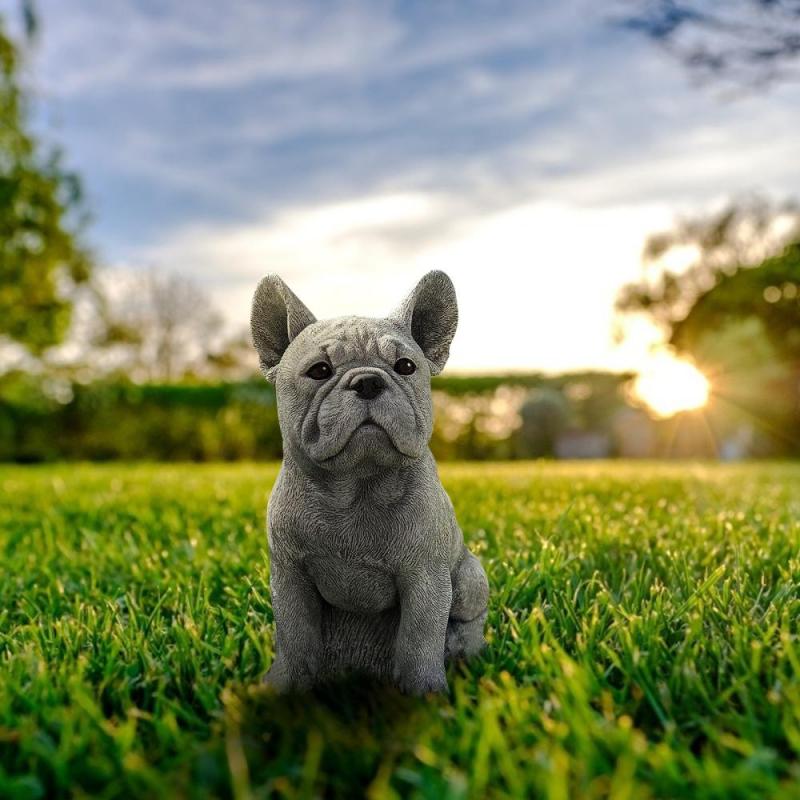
[633, 354, 710, 418]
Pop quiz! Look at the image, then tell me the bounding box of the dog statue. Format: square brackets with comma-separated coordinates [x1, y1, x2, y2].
[250, 271, 489, 695]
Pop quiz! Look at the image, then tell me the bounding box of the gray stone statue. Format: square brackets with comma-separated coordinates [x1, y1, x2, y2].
[250, 271, 489, 694]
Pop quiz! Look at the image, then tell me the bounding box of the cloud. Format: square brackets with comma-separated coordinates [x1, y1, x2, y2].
[33, 0, 573, 95]
[22, 0, 800, 371]
[34, 1, 397, 93]
[125, 188, 672, 372]
[136, 191, 458, 293]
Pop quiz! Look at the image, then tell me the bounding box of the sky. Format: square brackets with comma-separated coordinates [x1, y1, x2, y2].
[9, 0, 800, 372]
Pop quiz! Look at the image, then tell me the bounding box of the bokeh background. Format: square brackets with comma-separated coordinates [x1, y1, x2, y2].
[1, 0, 799, 462]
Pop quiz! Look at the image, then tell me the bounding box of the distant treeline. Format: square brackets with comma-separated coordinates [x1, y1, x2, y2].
[1, 372, 637, 462]
[2, 370, 789, 462]
[1, 378, 281, 462]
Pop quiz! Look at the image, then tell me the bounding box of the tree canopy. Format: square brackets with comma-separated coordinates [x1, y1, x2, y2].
[617, 200, 800, 453]
[0, 17, 91, 356]
[620, 0, 800, 88]
[671, 242, 800, 360]
[617, 199, 800, 361]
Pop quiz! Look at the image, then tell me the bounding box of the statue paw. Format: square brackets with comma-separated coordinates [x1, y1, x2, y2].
[394, 663, 448, 696]
[262, 656, 316, 694]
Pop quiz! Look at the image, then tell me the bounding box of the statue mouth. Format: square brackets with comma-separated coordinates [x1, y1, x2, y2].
[355, 420, 384, 432]
[318, 418, 393, 462]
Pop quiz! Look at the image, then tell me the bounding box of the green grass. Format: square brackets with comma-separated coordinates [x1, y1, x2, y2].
[2, 462, 800, 799]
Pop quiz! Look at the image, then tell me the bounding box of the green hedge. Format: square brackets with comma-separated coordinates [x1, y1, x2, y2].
[0, 378, 281, 462]
[0, 372, 632, 462]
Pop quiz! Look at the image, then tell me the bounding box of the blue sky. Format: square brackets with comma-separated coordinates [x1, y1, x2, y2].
[11, 0, 800, 371]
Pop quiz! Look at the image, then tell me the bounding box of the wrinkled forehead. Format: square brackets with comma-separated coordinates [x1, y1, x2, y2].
[298, 316, 415, 365]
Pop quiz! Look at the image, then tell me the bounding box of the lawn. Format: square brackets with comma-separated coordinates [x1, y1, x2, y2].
[2, 462, 800, 799]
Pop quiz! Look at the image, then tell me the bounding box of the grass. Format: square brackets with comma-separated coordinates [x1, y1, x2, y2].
[1, 462, 800, 799]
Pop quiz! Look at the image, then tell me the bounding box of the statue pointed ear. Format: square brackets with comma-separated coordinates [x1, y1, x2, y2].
[251, 274, 316, 381]
[389, 270, 458, 375]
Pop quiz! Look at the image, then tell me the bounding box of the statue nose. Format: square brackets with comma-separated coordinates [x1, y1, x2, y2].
[348, 374, 386, 400]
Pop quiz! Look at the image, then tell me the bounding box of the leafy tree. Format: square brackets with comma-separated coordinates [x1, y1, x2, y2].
[0, 16, 91, 357]
[670, 242, 800, 359]
[617, 199, 800, 356]
[514, 388, 569, 458]
[617, 199, 800, 453]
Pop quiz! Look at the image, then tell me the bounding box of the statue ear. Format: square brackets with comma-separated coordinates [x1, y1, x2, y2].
[390, 271, 458, 375]
[251, 274, 316, 381]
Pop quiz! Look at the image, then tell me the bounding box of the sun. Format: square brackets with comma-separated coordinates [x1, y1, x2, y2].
[633, 354, 710, 418]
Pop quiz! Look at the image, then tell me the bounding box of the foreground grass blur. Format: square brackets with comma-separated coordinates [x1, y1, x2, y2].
[1, 462, 800, 798]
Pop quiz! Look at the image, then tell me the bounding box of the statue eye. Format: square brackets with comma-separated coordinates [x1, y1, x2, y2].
[393, 358, 416, 375]
[306, 362, 332, 380]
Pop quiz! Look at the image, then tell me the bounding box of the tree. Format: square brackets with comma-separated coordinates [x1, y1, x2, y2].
[617, 199, 800, 453]
[673, 254, 800, 454]
[93, 271, 227, 382]
[0, 15, 92, 357]
[616, 198, 800, 337]
[514, 388, 569, 458]
[669, 242, 800, 360]
[620, 0, 800, 88]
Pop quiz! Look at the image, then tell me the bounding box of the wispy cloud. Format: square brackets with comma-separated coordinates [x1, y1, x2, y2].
[19, 0, 800, 370]
[34, 0, 577, 94]
[133, 190, 670, 372]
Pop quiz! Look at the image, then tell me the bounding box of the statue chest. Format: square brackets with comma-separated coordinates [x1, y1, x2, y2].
[305, 556, 398, 615]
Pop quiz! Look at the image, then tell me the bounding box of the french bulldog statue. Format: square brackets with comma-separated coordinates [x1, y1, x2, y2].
[251, 270, 489, 695]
